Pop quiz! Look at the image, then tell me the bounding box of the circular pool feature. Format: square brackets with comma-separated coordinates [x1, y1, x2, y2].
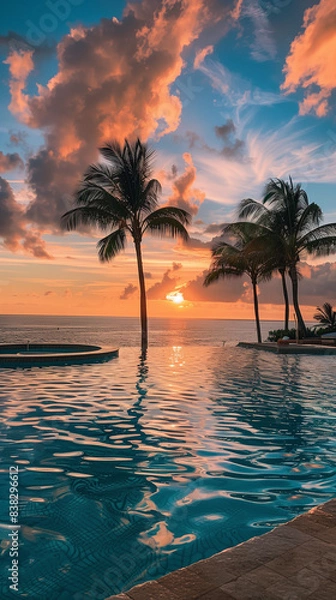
[0, 343, 119, 367]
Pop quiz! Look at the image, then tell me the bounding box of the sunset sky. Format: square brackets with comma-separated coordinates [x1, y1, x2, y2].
[0, 0, 336, 319]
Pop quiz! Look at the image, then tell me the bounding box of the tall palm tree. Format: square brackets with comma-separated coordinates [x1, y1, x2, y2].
[238, 177, 336, 337]
[238, 199, 290, 330]
[61, 139, 190, 354]
[314, 303, 336, 328]
[204, 222, 275, 343]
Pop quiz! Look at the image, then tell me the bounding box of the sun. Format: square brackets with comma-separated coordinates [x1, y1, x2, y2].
[166, 291, 185, 305]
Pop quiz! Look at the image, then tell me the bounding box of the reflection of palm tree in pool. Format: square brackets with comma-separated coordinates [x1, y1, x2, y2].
[209, 349, 305, 453]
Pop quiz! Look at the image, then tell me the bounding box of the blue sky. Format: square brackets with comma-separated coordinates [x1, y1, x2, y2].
[0, 0, 336, 317]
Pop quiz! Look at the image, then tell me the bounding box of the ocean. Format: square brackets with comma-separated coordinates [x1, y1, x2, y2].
[0, 315, 289, 347]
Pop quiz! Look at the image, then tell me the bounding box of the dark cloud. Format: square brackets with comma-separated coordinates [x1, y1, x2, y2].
[185, 120, 245, 160]
[144, 272, 153, 279]
[147, 262, 182, 300]
[9, 131, 28, 147]
[183, 269, 248, 302]
[120, 283, 138, 300]
[215, 120, 236, 140]
[0, 31, 55, 58]
[204, 223, 226, 234]
[0, 151, 24, 173]
[0, 176, 52, 258]
[260, 263, 336, 307]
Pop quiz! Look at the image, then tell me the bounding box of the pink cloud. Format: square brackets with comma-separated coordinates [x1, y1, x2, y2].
[167, 153, 205, 216]
[4, 0, 227, 233]
[3, 50, 34, 122]
[282, 0, 336, 116]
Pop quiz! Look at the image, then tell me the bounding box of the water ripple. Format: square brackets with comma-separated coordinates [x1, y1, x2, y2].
[0, 346, 336, 599]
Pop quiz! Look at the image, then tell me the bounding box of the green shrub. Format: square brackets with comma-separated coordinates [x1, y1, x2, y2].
[266, 326, 334, 342]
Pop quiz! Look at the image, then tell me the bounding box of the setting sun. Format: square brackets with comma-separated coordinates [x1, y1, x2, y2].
[166, 291, 185, 305]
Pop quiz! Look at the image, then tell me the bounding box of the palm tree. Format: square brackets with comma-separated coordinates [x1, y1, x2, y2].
[204, 222, 275, 343]
[238, 199, 290, 330]
[314, 303, 336, 328]
[238, 177, 336, 337]
[61, 139, 190, 354]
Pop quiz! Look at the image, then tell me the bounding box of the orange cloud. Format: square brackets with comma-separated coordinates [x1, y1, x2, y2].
[3, 50, 34, 122]
[282, 0, 336, 116]
[167, 153, 205, 216]
[4, 0, 225, 232]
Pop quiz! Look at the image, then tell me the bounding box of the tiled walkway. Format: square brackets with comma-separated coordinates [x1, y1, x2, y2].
[106, 499, 336, 600]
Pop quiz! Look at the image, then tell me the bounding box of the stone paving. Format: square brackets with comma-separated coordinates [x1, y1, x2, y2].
[106, 499, 336, 600]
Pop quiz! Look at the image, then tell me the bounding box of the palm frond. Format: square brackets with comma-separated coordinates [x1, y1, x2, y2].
[204, 265, 244, 287]
[295, 203, 323, 238]
[60, 206, 120, 231]
[314, 303, 336, 326]
[304, 235, 336, 257]
[237, 198, 269, 221]
[96, 228, 127, 262]
[144, 209, 190, 242]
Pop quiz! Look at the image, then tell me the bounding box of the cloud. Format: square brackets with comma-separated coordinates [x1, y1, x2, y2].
[3, 50, 34, 123]
[204, 223, 226, 234]
[144, 272, 153, 279]
[120, 283, 138, 300]
[147, 262, 182, 300]
[9, 131, 28, 147]
[260, 262, 336, 307]
[193, 44, 214, 69]
[0, 151, 23, 173]
[4, 0, 227, 231]
[0, 176, 52, 258]
[183, 269, 247, 302]
[194, 54, 286, 117]
[215, 119, 245, 159]
[282, 0, 336, 117]
[230, 0, 276, 61]
[167, 152, 205, 216]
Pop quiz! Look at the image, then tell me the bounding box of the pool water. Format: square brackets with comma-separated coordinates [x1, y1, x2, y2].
[1, 346, 336, 600]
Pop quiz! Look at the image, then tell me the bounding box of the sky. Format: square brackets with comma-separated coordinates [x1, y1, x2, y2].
[0, 0, 336, 320]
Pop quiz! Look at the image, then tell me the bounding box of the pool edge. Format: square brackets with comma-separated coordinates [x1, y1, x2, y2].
[0, 344, 119, 367]
[106, 498, 336, 599]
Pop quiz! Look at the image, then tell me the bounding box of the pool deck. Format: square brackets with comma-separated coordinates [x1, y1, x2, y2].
[106, 499, 336, 600]
[238, 342, 336, 355]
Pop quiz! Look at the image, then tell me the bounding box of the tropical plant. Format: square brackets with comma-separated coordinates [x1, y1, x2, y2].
[238, 177, 336, 337]
[204, 222, 275, 343]
[238, 200, 290, 330]
[314, 302, 336, 328]
[61, 139, 190, 354]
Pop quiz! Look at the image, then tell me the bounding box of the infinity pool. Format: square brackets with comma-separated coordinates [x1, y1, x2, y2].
[1, 346, 336, 599]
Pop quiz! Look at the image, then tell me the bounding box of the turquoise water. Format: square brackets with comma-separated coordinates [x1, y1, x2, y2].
[1, 343, 336, 599]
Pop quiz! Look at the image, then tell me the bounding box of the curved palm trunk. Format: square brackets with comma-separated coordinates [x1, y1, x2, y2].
[252, 279, 262, 343]
[134, 238, 148, 355]
[289, 264, 306, 338]
[279, 268, 289, 331]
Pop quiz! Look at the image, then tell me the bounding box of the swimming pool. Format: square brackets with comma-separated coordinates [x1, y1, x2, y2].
[0, 346, 336, 599]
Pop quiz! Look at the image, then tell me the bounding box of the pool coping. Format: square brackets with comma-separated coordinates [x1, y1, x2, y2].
[0, 343, 119, 366]
[238, 342, 336, 355]
[106, 499, 336, 600]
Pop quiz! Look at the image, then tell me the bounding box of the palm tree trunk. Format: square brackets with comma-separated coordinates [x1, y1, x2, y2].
[134, 238, 148, 355]
[252, 279, 262, 343]
[279, 268, 289, 331]
[289, 264, 306, 338]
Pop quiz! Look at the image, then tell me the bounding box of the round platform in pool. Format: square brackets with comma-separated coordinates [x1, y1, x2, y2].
[0, 343, 119, 367]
